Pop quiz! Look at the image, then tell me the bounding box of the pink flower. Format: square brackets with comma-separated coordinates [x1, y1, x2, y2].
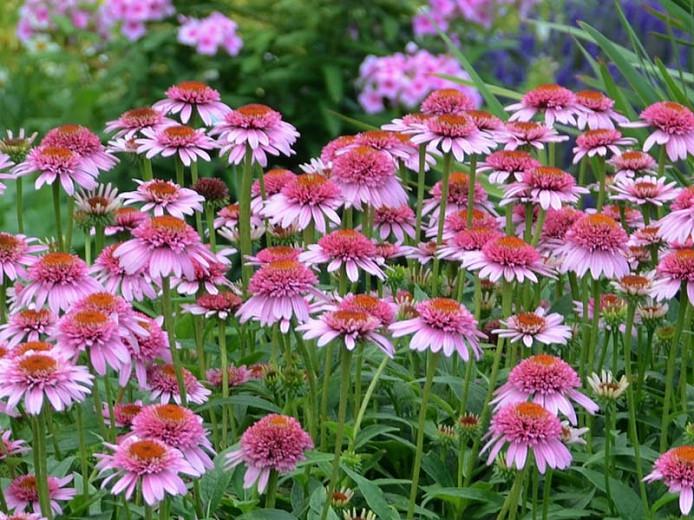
[343, 130, 416, 164]
[607, 150, 657, 180]
[105, 207, 149, 236]
[506, 84, 579, 126]
[114, 216, 216, 280]
[91, 244, 157, 302]
[373, 204, 415, 243]
[652, 249, 694, 304]
[177, 12, 243, 57]
[122, 314, 171, 389]
[182, 291, 242, 320]
[575, 90, 628, 130]
[644, 446, 694, 515]
[0, 349, 92, 414]
[331, 146, 407, 210]
[105, 401, 143, 428]
[624, 101, 694, 161]
[421, 88, 476, 115]
[251, 168, 297, 212]
[462, 236, 554, 283]
[321, 135, 356, 165]
[657, 186, 694, 245]
[147, 364, 210, 405]
[246, 246, 302, 266]
[422, 171, 491, 218]
[429, 207, 499, 241]
[0, 308, 54, 347]
[225, 414, 313, 493]
[558, 214, 630, 279]
[5, 474, 75, 516]
[402, 241, 438, 265]
[174, 250, 233, 296]
[336, 293, 396, 326]
[410, 114, 495, 162]
[493, 308, 572, 348]
[611, 175, 680, 206]
[41, 124, 117, 174]
[96, 436, 195, 506]
[478, 150, 540, 184]
[0, 429, 28, 460]
[105, 107, 173, 139]
[572, 129, 636, 163]
[206, 365, 251, 388]
[13, 145, 98, 196]
[390, 298, 484, 360]
[300, 229, 385, 282]
[482, 402, 573, 473]
[465, 110, 505, 132]
[18, 252, 101, 313]
[131, 403, 215, 476]
[502, 167, 588, 210]
[539, 207, 584, 250]
[0, 233, 46, 285]
[0, 513, 45, 520]
[121, 179, 204, 218]
[438, 226, 504, 260]
[137, 124, 216, 166]
[497, 121, 568, 151]
[212, 104, 298, 167]
[153, 81, 230, 126]
[263, 173, 342, 233]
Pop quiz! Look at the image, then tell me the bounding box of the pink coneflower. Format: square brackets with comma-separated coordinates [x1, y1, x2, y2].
[645, 446, 694, 515]
[147, 364, 210, 405]
[0, 233, 45, 285]
[41, 124, 117, 174]
[131, 404, 215, 477]
[300, 229, 385, 282]
[477, 150, 540, 184]
[611, 175, 680, 206]
[121, 179, 204, 218]
[373, 204, 415, 243]
[624, 101, 694, 161]
[206, 365, 251, 388]
[214, 203, 265, 240]
[122, 314, 171, 389]
[0, 350, 92, 414]
[438, 227, 504, 261]
[237, 259, 318, 332]
[410, 114, 495, 162]
[105, 207, 149, 236]
[105, 107, 173, 139]
[497, 121, 568, 151]
[482, 402, 572, 473]
[462, 236, 554, 283]
[465, 110, 504, 132]
[652, 249, 694, 303]
[421, 88, 476, 115]
[382, 113, 433, 135]
[612, 273, 654, 298]
[264, 173, 342, 233]
[182, 291, 243, 320]
[558, 214, 630, 279]
[422, 171, 491, 217]
[96, 436, 195, 506]
[502, 167, 588, 210]
[106, 401, 143, 428]
[73, 292, 147, 340]
[13, 145, 98, 195]
[91, 244, 157, 302]
[18, 252, 101, 313]
[575, 90, 628, 129]
[492, 354, 598, 424]
[137, 124, 216, 166]
[375, 242, 404, 261]
[607, 150, 657, 180]
[0, 309, 55, 347]
[320, 135, 356, 164]
[493, 308, 572, 348]
[430, 207, 500, 241]
[212, 104, 299, 167]
[572, 129, 636, 163]
[153, 81, 230, 125]
[330, 146, 406, 210]
[344, 130, 415, 163]
[657, 186, 694, 244]
[298, 309, 394, 355]
[174, 251, 234, 295]
[402, 240, 438, 265]
[251, 168, 297, 212]
[9, 341, 54, 358]
[247, 246, 302, 266]
[539, 207, 584, 250]
[600, 204, 643, 229]
[390, 298, 485, 361]
[115, 216, 216, 280]
[337, 294, 396, 326]
[225, 414, 313, 493]
[630, 225, 664, 249]
[5, 474, 75, 516]
[506, 84, 578, 126]
[0, 430, 28, 459]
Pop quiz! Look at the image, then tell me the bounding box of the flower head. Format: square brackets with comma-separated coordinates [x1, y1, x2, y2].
[13, 145, 97, 195]
[5, 474, 75, 516]
[572, 129, 636, 163]
[587, 370, 628, 401]
[657, 186, 694, 245]
[182, 291, 242, 320]
[147, 364, 210, 405]
[421, 88, 476, 115]
[497, 121, 568, 150]
[411, 114, 495, 161]
[0, 233, 45, 285]
[644, 446, 694, 516]
[462, 236, 554, 283]
[122, 314, 171, 389]
[506, 84, 578, 126]
[41, 124, 117, 174]
[652, 249, 694, 303]
[91, 244, 157, 302]
[0, 430, 28, 460]
[494, 308, 572, 348]
[625, 101, 694, 161]
[105, 107, 173, 139]
[153, 81, 230, 125]
[106, 207, 148, 236]
[107, 401, 143, 428]
[575, 90, 628, 129]
[121, 179, 204, 218]
[478, 150, 540, 184]
[612, 175, 679, 206]
[502, 167, 587, 210]
[608, 150, 657, 179]
[137, 124, 216, 166]
[373, 204, 415, 243]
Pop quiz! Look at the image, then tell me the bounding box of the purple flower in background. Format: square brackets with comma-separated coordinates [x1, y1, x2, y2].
[177, 11, 243, 56]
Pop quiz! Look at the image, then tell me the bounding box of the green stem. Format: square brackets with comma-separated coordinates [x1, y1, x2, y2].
[33, 412, 52, 519]
[205, 205, 217, 251]
[349, 355, 389, 453]
[414, 144, 427, 241]
[94, 224, 105, 258]
[431, 153, 452, 297]
[52, 182, 64, 251]
[76, 405, 90, 497]
[256, 166, 272, 247]
[239, 147, 254, 290]
[466, 155, 477, 227]
[265, 470, 279, 508]
[294, 329, 318, 441]
[499, 464, 529, 520]
[541, 470, 553, 520]
[142, 158, 153, 181]
[603, 403, 615, 514]
[65, 196, 75, 251]
[531, 208, 546, 247]
[218, 319, 229, 447]
[190, 161, 204, 238]
[89, 366, 109, 440]
[162, 277, 188, 405]
[175, 157, 185, 186]
[319, 343, 334, 452]
[158, 497, 169, 520]
[16, 176, 23, 233]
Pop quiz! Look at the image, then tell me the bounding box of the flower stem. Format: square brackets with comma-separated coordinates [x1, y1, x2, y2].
[466, 155, 477, 227]
[162, 277, 188, 405]
[499, 463, 529, 520]
[16, 176, 23, 233]
[603, 402, 615, 514]
[65, 195, 75, 251]
[175, 157, 185, 186]
[142, 158, 153, 181]
[32, 412, 52, 519]
[51, 182, 64, 251]
[265, 470, 279, 508]
[431, 153, 452, 297]
[414, 144, 427, 240]
[75, 405, 90, 497]
[89, 366, 109, 440]
[239, 147, 254, 290]
[348, 355, 389, 453]
[219, 318, 229, 448]
[205, 205, 217, 252]
[541, 470, 553, 520]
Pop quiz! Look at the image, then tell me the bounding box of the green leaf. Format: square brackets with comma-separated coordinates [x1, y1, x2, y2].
[342, 465, 399, 520]
[573, 467, 646, 520]
[322, 65, 344, 104]
[238, 510, 298, 520]
[198, 395, 281, 413]
[422, 485, 502, 507]
[355, 424, 398, 449]
[199, 458, 233, 515]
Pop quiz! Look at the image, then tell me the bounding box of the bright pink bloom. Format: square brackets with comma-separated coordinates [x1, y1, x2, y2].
[438, 226, 504, 261]
[121, 179, 204, 218]
[225, 414, 313, 493]
[402, 241, 438, 265]
[91, 243, 157, 302]
[624, 101, 694, 161]
[657, 186, 694, 245]
[137, 124, 216, 166]
[300, 229, 385, 282]
[607, 150, 657, 179]
[251, 168, 297, 212]
[502, 167, 588, 210]
[336, 294, 396, 326]
[430, 207, 500, 241]
[575, 90, 628, 130]
[246, 246, 302, 266]
[493, 308, 572, 348]
[422, 171, 491, 217]
[390, 298, 484, 361]
[320, 135, 356, 165]
[421, 88, 476, 115]
[345, 130, 415, 163]
[106, 207, 149, 236]
[153, 81, 230, 126]
[122, 314, 171, 389]
[644, 446, 694, 516]
[572, 129, 636, 163]
[105, 107, 173, 139]
[182, 291, 242, 320]
[462, 236, 554, 283]
[147, 364, 210, 405]
[374, 204, 415, 243]
[652, 249, 694, 304]
[506, 84, 578, 126]
[539, 207, 584, 250]
[206, 365, 251, 388]
[5, 474, 75, 516]
[96, 436, 195, 506]
[0, 513, 45, 520]
[13, 145, 97, 195]
[174, 250, 233, 296]
[41, 124, 117, 174]
[611, 175, 680, 206]
[478, 150, 540, 184]
[0, 233, 45, 285]
[497, 121, 568, 151]
[410, 114, 495, 162]
[482, 402, 572, 473]
[0, 430, 28, 460]
[177, 11, 243, 57]
[106, 401, 143, 428]
[466, 110, 505, 132]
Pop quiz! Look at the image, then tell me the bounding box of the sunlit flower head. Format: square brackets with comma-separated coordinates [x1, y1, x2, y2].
[137, 124, 216, 166]
[5, 474, 75, 516]
[572, 129, 636, 163]
[182, 291, 242, 320]
[410, 114, 495, 161]
[652, 248, 694, 303]
[41, 124, 117, 174]
[174, 250, 234, 296]
[611, 175, 680, 206]
[153, 81, 230, 125]
[420, 88, 476, 115]
[373, 204, 415, 243]
[494, 308, 572, 348]
[645, 446, 694, 516]
[657, 186, 694, 245]
[422, 171, 491, 217]
[506, 84, 578, 126]
[437, 226, 504, 261]
[121, 179, 204, 218]
[105, 207, 149, 236]
[502, 167, 588, 210]
[122, 314, 171, 389]
[105, 107, 173, 139]
[462, 235, 554, 283]
[477, 150, 540, 184]
[624, 101, 694, 161]
[91, 243, 157, 302]
[607, 150, 657, 180]
[147, 364, 210, 405]
[0, 233, 45, 285]
[13, 145, 98, 195]
[575, 90, 628, 130]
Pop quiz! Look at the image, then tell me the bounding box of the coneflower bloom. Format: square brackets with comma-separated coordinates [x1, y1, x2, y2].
[612, 273, 654, 298]
[343, 130, 415, 163]
[336, 293, 396, 326]
[13, 145, 98, 195]
[193, 178, 229, 209]
[402, 241, 438, 265]
[410, 114, 495, 162]
[382, 113, 431, 135]
[502, 167, 588, 210]
[182, 291, 243, 320]
[18, 252, 100, 313]
[131, 404, 215, 476]
[497, 121, 568, 151]
[373, 204, 416, 243]
[96, 436, 196, 506]
[611, 175, 680, 206]
[91, 244, 157, 302]
[492, 354, 598, 424]
[575, 90, 629, 130]
[225, 414, 313, 493]
[0, 430, 28, 460]
[298, 309, 394, 355]
[420, 88, 476, 115]
[506, 84, 579, 126]
[246, 246, 302, 266]
[330, 146, 407, 210]
[477, 150, 540, 184]
[174, 252, 234, 295]
[121, 179, 204, 218]
[212, 104, 299, 167]
[431, 207, 500, 241]
[539, 207, 585, 250]
[0, 513, 45, 520]
[601, 203, 643, 229]
[465, 110, 505, 132]
[558, 214, 630, 279]
[300, 229, 384, 282]
[657, 186, 694, 244]
[437, 227, 504, 261]
[320, 135, 356, 164]
[147, 364, 210, 405]
[105, 207, 149, 236]
[0, 309, 54, 347]
[482, 402, 572, 473]
[105, 107, 173, 139]
[587, 370, 629, 401]
[122, 314, 171, 389]
[572, 129, 636, 163]
[343, 509, 377, 520]
[263, 173, 342, 233]
[251, 168, 296, 212]
[422, 171, 491, 217]
[0, 233, 45, 285]
[137, 124, 216, 166]
[607, 150, 657, 180]
[390, 298, 485, 361]
[215, 204, 264, 242]
[494, 308, 572, 348]
[0, 349, 93, 414]
[9, 341, 54, 358]
[5, 474, 75, 516]
[41, 124, 117, 174]
[462, 236, 554, 283]
[153, 81, 230, 125]
[206, 365, 251, 388]
[105, 401, 143, 428]
[237, 259, 318, 332]
[644, 446, 694, 515]
[623, 101, 694, 161]
[652, 249, 694, 303]
[73, 291, 147, 341]
[115, 216, 216, 280]
[73, 183, 121, 227]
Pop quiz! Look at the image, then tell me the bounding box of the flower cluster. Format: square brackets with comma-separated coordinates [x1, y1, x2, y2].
[177, 11, 243, 56]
